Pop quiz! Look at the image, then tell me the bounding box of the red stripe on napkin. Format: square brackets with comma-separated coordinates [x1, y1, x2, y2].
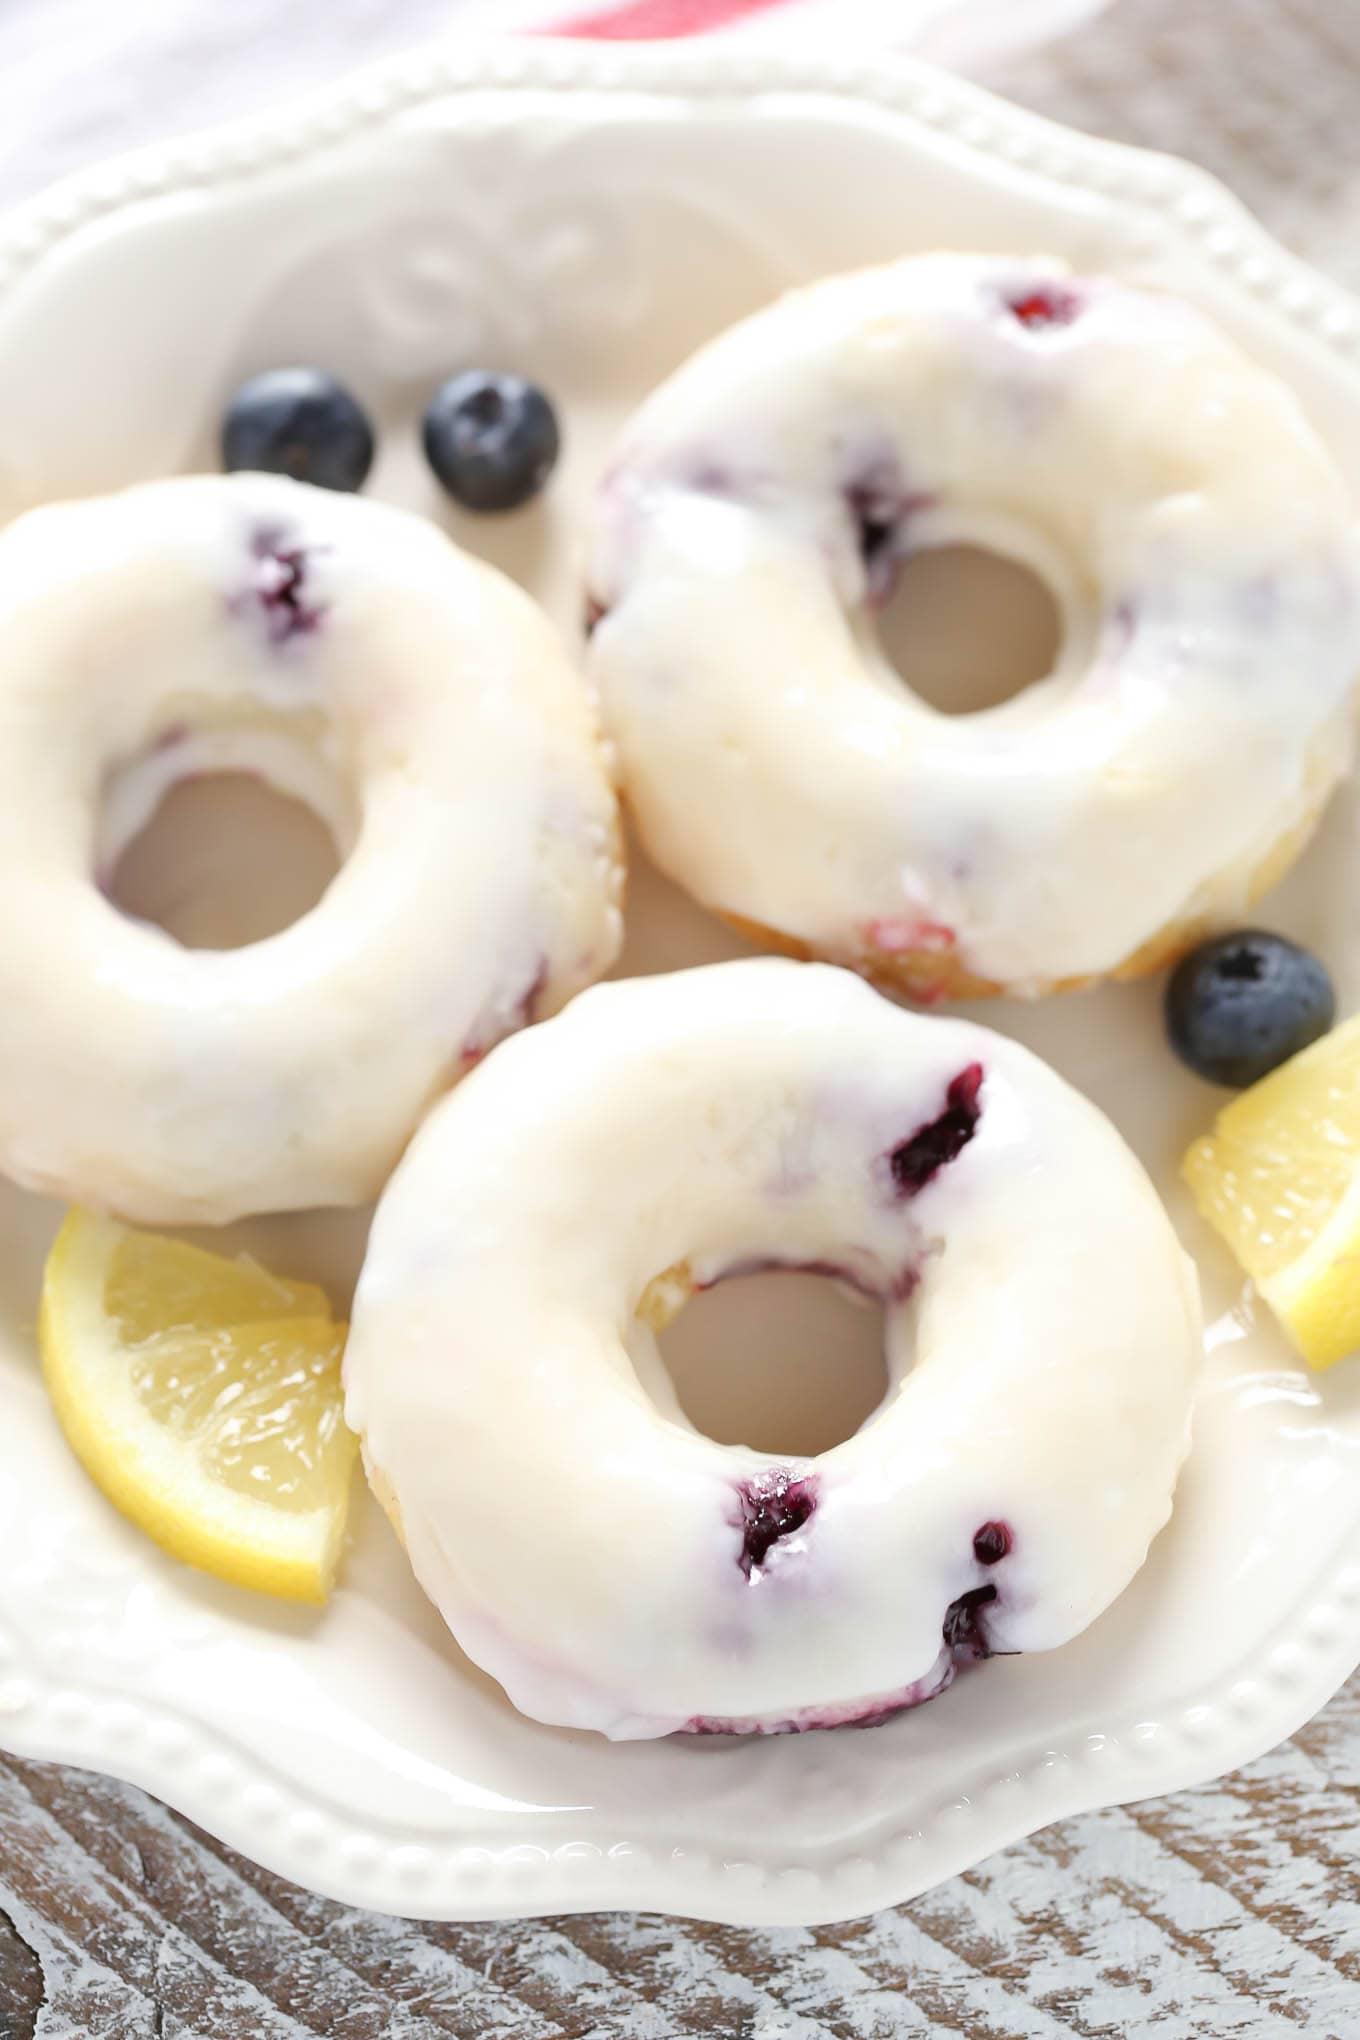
[540, 0, 791, 39]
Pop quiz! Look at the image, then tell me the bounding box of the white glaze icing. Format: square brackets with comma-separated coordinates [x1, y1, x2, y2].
[345, 958, 1201, 1739]
[0, 473, 622, 1223]
[586, 252, 1360, 993]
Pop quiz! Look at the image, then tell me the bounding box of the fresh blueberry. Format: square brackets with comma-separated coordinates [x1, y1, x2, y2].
[422, 372, 560, 513]
[221, 368, 374, 493]
[1166, 930, 1335, 1087]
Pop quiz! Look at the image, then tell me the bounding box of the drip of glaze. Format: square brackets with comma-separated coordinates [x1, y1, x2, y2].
[682, 1651, 956, 1736]
[698, 1253, 881, 1305]
[942, 1582, 997, 1659]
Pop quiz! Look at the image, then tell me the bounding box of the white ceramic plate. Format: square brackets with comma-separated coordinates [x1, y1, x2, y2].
[1, 39, 1359, 1929]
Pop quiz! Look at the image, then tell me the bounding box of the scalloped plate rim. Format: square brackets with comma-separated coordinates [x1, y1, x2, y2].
[0, 34, 1358, 362]
[3, 1527, 1359, 1924]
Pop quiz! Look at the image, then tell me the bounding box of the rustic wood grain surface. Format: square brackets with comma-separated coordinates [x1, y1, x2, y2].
[2, 1675, 1358, 2036]
[4, 0, 1360, 2032]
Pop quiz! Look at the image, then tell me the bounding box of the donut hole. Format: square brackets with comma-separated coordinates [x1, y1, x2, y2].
[109, 773, 343, 950]
[651, 1268, 889, 1457]
[875, 543, 1061, 715]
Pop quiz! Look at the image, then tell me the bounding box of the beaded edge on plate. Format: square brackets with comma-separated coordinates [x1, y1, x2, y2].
[0, 39, 1355, 353]
[1, 1552, 1356, 1920]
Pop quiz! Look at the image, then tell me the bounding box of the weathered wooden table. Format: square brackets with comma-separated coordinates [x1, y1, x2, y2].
[4, 1, 1360, 2032]
[3, 1677, 1358, 2034]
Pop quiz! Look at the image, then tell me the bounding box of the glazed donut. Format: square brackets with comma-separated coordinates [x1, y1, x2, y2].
[345, 959, 1200, 1739]
[586, 252, 1360, 998]
[0, 473, 622, 1224]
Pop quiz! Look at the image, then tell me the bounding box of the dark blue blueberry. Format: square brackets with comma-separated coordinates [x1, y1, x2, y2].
[1166, 929, 1334, 1088]
[221, 368, 374, 493]
[422, 372, 560, 513]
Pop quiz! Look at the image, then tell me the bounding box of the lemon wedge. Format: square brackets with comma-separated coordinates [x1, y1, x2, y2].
[40, 1209, 356, 1602]
[1183, 1012, 1360, 1369]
